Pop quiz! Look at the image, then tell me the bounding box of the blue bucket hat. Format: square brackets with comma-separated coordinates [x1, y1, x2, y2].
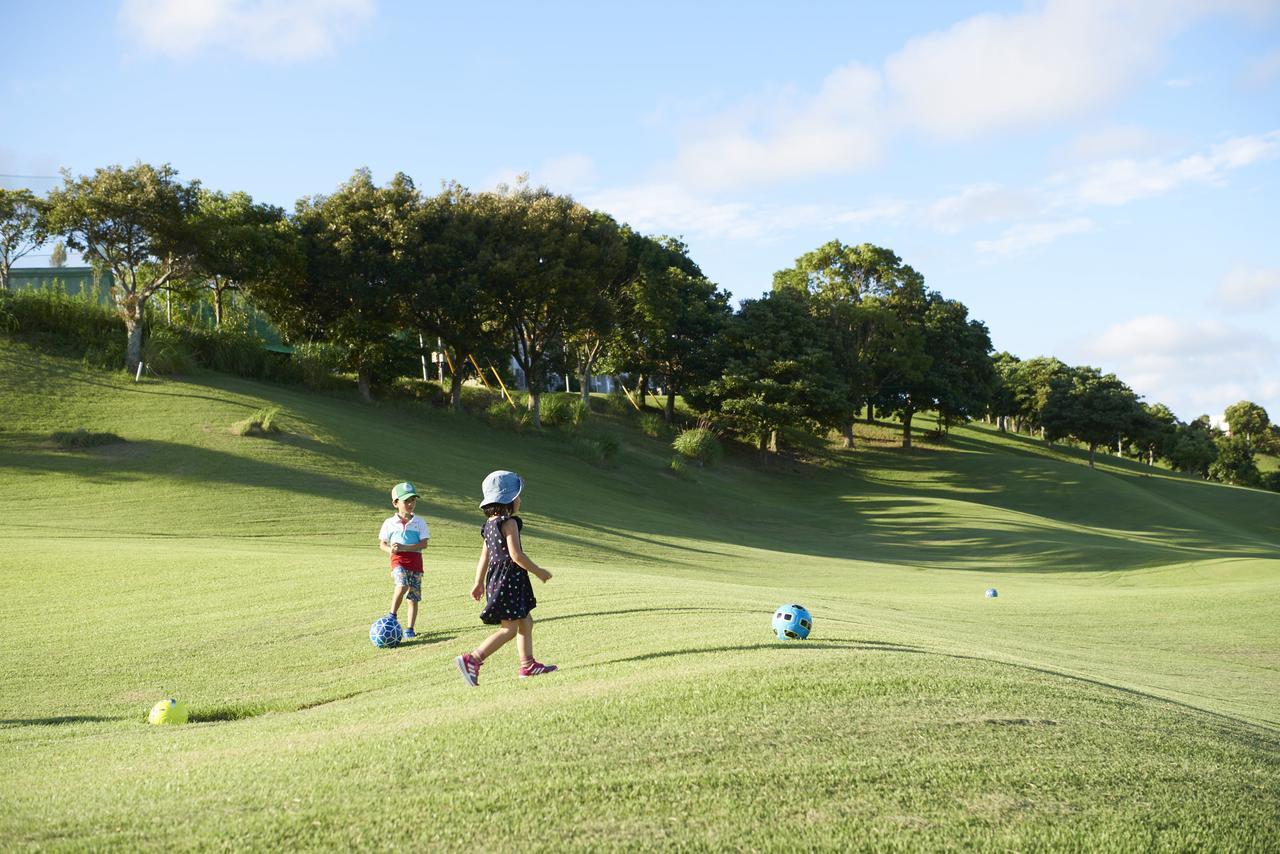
[480, 470, 523, 508]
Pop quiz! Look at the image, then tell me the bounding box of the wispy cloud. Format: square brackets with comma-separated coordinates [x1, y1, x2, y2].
[1215, 264, 1280, 311]
[926, 184, 1039, 233]
[974, 217, 1094, 256]
[584, 182, 903, 242]
[660, 0, 1257, 192]
[118, 0, 373, 62]
[1065, 130, 1280, 205]
[1082, 313, 1279, 419]
[1243, 47, 1280, 87]
[669, 63, 884, 191]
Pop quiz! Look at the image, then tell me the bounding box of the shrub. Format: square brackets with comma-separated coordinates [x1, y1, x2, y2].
[485, 400, 529, 432]
[50, 429, 124, 449]
[572, 434, 620, 468]
[672, 427, 722, 466]
[638, 412, 668, 439]
[605, 388, 634, 416]
[233, 407, 282, 437]
[143, 326, 198, 375]
[541, 394, 587, 429]
[668, 457, 697, 481]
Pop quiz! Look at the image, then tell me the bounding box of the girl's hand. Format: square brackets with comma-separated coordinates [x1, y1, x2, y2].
[534, 568, 552, 583]
[470, 581, 484, 601]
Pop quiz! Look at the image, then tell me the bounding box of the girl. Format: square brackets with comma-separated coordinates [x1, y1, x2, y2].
[456, 470, 555, 686]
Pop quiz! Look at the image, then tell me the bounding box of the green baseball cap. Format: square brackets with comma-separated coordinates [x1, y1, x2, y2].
[391, 481, 418, 501]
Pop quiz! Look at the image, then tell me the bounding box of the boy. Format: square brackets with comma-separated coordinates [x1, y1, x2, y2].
[379, 481, 430, 639]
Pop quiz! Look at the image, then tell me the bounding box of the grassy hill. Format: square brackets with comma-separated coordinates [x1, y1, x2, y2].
[1, 338, 1276, 850]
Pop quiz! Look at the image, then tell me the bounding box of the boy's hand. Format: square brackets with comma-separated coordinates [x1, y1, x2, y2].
[470, 582, 484, 601]
[390, 543, 401, 554]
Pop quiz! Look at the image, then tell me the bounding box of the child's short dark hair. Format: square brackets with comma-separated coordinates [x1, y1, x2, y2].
[482, 502, 515, 517]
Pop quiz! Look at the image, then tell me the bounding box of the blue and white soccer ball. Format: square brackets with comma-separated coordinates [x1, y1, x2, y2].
[772, 604, 813, 640]
[370, 614, 403, 648]
[985, 588, 999, 598]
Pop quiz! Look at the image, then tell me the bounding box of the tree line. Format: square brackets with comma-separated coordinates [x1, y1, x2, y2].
[1, 164, 1276, 486]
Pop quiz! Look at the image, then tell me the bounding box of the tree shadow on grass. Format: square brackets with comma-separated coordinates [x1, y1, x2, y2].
[589, 638, 928, 667]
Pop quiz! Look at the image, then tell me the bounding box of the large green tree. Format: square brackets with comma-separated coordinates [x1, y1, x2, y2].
[1041, 367, 1142, 468]
[874, 290, 992, 448]
[190, 190, 296, 329]
[45, 163, 201, 372]
[400, 183, 508, 411]
[699, 290, 845, 459]
[773, 241, 928, 446]
[253, 169, 414, 401]
[1222, 400, 1270, 449]
[0, 188, 47, 292]
[486, 183, 629, 426]
[1209, 435, 1262, 487]
[606, 235, 730, 421]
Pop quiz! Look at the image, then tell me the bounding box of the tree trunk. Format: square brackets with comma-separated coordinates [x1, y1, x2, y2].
[449, 357, 465, 412]
[579, 366, 592, 407]
[1088, 442, 1097, 468]
[841, 418, 854, 449]
[0, 260, 10, 291]
[357, 368, 373, 403]
[637, 374, 648, 409]
[757, 431, 769, 463]
[528, 390, 542, 428]
[902, 410, 914, 449]
[213, 282, 224, 329]
[665, 389, 676, 423]
[124, 311, 145, 375]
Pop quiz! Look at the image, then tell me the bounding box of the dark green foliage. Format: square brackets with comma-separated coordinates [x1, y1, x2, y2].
[672, 427, 722, 466]
[1041, 367, 1142, 468]
[1165, 418, 1219, 477]
[540, 393, 587, 429]
[571, 433, 620, 467]
[1209, 435, 1262, 487]
[50, 429, 124, 449]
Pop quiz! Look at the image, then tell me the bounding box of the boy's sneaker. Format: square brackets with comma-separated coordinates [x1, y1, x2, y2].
[455, 654, 481, 687]
[403, 629, 416, 640]
[519, 661, 558, 678]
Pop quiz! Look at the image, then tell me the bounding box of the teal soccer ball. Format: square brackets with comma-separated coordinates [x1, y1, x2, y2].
[370, 614, 403, 648]
[772, 604, 812, 640]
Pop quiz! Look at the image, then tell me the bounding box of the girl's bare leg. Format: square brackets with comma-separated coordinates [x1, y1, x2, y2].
[474, 620, 519, 661]
[515, 617, 534, 663]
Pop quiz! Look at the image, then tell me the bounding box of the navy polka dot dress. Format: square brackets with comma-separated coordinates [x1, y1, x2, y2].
[479, 515, 536, 625]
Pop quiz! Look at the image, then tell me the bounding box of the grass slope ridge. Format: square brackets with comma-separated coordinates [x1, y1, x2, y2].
[1, 339, 1276, 850]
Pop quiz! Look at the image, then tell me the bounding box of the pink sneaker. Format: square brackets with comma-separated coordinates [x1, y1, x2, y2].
[519, 661, 558, 678]
[456, 653, 482, 687]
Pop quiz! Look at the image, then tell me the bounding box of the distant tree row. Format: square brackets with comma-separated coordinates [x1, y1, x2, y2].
[4, 166, 1276, 487]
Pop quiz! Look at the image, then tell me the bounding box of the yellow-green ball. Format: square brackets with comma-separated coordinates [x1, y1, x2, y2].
[148, 698, 189, 725]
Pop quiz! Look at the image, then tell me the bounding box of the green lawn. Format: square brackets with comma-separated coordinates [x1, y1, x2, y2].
[1, 339, 1276, 850]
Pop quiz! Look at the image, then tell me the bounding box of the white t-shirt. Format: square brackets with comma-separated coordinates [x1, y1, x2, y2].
[379, 514, 430, 572]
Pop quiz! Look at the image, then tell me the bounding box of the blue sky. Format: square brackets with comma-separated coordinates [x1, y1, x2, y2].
[3, 0, 1278, 422]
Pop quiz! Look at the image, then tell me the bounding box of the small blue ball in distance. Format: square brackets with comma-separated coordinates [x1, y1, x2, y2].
[985, 588, 998, 598]
[370, 615, 403, 648]
[772, 603, 812, 640]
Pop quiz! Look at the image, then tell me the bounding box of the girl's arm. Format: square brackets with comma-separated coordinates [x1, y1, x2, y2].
[470, 544, 490, 600]
[503, 519, 551, 582]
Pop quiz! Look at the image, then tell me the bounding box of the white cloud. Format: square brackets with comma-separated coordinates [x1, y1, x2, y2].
[926, 183, 1039, 233]
[585, 182, 903, 242]
[1059, 125, 1160, 163]
[882, 0, 1204, 139]
[1081, 314, 1279, 419]
[974, 217, 1093, 256]
[1066, 130, 1280, 205]
[669, 63, 884, 191]
[660, 1, 1262, 191]
[536, 155, 597, 195]
[118, 0, 373, 62]
[1215, 265, 1280, 310]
